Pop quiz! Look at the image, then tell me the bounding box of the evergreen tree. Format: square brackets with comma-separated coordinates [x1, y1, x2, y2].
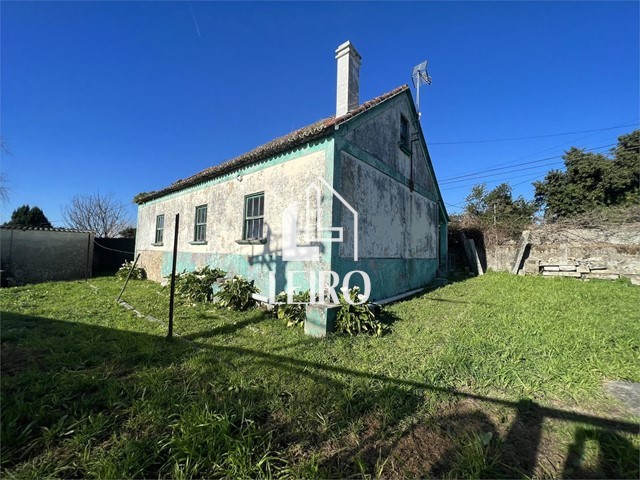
[534, 130, 639, 219]
[4, 204, 53, 228]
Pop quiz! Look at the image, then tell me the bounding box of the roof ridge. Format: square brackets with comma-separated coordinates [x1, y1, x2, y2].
[135, 85, 409, 204]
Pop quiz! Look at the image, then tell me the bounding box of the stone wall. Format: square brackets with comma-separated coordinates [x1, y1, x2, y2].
[483, 223, 640, 282]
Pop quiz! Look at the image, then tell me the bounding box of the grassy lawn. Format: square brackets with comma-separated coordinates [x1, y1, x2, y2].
[1, 272, 639, 478]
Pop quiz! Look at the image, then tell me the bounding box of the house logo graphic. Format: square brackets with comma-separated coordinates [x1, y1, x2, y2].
[282, 176, 358, 262]
[272, 175, 370, 306]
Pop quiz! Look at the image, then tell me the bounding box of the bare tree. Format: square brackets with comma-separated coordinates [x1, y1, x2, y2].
[62, 192, 132, 237]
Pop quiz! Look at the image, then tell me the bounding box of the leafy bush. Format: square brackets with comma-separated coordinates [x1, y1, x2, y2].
[335, 287, 384, 336]
[174, 266, 227, 303]
[115, 260, 146, 280]
[273, 290, 310, 327]
[216, 275, 260, 311]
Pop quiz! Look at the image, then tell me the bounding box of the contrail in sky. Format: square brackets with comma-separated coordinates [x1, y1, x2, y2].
[188, 2, 201, 38]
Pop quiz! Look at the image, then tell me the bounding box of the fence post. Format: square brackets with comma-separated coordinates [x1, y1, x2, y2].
[116, 253, 141, 303]
[167, 213, 180, 339]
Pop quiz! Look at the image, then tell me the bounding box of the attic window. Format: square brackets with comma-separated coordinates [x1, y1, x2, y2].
[400, 115, 410, 151]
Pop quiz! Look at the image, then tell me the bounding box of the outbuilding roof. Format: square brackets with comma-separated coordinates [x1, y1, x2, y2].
[0, 225, 94, 234]
[134, 85, 409, 204]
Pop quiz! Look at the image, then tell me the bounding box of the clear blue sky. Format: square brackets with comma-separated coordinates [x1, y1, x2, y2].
[2, 1, 638, 225]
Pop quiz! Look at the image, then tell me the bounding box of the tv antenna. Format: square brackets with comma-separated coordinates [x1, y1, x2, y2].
[411, 61, 432, 119]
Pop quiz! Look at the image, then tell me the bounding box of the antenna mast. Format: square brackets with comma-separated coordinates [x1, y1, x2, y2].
[411, 61, 432, 120]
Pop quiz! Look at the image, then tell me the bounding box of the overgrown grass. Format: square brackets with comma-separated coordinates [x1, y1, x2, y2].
[2, 273, 638, 478]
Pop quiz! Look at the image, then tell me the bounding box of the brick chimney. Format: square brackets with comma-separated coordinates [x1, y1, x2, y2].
[335, 41, 361, 117]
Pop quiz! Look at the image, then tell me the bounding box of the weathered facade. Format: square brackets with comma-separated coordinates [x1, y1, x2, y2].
[134, 42, 448, 311]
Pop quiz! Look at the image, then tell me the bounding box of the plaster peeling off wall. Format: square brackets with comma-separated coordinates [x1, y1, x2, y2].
[135, 149, 331, 282]
[343, 94, 437, 195]
[338, 152, 437, 260]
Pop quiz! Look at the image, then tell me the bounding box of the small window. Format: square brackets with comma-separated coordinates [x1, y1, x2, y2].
[243, 193, 264, 240]
[154, 214, 164, 244]
[400, 115, 409, 150]
[194, 205, 207, 242]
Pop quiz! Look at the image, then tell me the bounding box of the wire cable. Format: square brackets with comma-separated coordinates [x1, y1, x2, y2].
[429, 122, 638, 145]
[93, 239, 135, 255]
[439, 143, 615, 183]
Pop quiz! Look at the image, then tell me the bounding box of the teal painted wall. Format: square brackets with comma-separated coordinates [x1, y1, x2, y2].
[328, 90, 445, 301]
[334, 257, 439, 301]
[162, 250, 329, 297]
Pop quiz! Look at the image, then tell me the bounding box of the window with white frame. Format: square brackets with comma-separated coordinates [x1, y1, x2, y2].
[194, 205, 207, 242]
[154, 214, 164, 244]
[243, 193, 264, 240]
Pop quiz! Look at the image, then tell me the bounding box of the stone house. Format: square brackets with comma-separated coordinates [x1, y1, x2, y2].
[134, 41, 449, 312]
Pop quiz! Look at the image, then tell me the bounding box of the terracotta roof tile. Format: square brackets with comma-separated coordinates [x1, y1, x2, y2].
[135, 85, 409, 203]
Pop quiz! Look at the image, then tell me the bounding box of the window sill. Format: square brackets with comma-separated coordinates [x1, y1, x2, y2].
[399, 143, 412, 156]
[235, 238, 267, 245]
[151, 242, 164, 246]
[189, 240, 208, 245]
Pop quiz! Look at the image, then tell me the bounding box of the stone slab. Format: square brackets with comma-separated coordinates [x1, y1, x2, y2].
[604, 381, 640, 415]
[511, 230, 531, 274]
[587, 273, 620, 280]
[558, 265, 578, 271]
[542, 271, 582, 278]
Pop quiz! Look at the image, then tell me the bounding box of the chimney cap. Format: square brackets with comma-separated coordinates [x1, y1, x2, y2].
[335, 41, 361, 62]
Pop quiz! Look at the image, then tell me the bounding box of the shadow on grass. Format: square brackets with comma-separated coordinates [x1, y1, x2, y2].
[181, 310, 270, 340]
[2, 311, 638, 478]
[563, 428, 640, 479]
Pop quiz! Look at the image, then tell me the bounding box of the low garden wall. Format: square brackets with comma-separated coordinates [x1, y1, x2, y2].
[483, 223, 640, 283]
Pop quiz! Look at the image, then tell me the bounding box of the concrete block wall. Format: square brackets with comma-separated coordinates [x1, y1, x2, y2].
[0, 228, 94, 285]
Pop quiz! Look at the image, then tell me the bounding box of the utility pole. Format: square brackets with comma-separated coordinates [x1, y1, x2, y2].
[493, 204, 497, 226]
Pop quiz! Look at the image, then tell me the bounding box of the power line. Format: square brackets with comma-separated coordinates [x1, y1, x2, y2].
[441, 142, 638, 193]
[440, 160, 565, 185]
[511, 174, 548, 187]
[429, 122, 638, 145]
[441, 169, 555, 191]
[439, 143, 615, 183]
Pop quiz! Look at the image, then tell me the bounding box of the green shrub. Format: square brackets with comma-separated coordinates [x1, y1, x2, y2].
[216, 275, 260, 311]
[115, 260, 146, 280]
[173, 266, 227, 303]
[335, 287, 384, 336]
[273, 290, 310, 327]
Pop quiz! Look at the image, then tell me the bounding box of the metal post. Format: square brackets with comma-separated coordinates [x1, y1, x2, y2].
[85, 233, 92, 281]
[167, 213, 180, 339]
[116, 253, 141, 303]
